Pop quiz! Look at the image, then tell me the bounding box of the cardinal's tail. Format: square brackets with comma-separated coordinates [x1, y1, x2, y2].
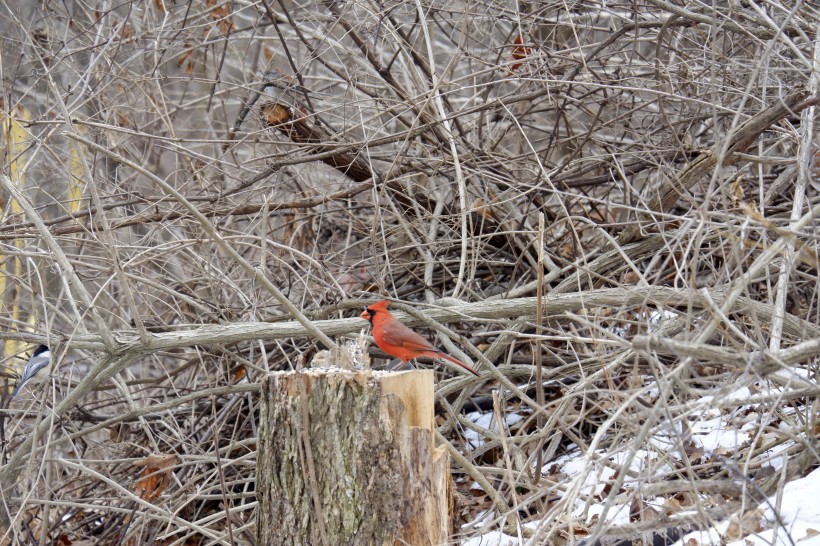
[439, 352, 479, 376]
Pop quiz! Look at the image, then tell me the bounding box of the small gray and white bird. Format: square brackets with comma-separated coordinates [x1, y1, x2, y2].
[10, 345, 52, 399]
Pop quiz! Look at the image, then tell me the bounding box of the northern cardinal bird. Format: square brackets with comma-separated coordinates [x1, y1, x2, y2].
[360, 300, 479, 376]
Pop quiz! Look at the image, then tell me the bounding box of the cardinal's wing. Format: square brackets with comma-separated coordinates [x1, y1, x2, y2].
[380, 320, 438, 352]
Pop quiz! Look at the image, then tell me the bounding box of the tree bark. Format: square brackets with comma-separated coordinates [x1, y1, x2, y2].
[256, 369, 452, 546]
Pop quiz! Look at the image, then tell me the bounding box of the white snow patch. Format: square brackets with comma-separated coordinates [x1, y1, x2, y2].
[674, 466, 820, 546]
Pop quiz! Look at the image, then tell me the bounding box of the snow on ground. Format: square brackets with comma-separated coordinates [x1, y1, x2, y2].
[673, 466, 820, 546]
[461, 379, 817, 545]
[464, 410, 524, 449]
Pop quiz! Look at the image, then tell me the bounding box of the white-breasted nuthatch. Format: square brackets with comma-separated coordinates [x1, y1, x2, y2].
[10, 345, 52, 399]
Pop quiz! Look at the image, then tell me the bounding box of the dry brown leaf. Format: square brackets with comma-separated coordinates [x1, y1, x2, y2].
[730, 175, 745, 209]
[623, 270, 641, 285]
[176, 43, 193, 71]
[510, 34, 531, 72]
[206, 0, 236, 33]
[724, 509, 764, 542]
[261, 102, 291, 126]
[683, 441, 705, 462]
[232, 364, 247, 382]
[470, 198, 497, 221]
[133, 454, 181, 503]
[557, 242, 575, 259]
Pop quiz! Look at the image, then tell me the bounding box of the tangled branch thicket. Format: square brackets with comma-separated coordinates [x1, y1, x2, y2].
[0, 0, 817, 544]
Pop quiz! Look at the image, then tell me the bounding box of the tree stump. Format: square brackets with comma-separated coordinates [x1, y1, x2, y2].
[256, 369, 452, 546]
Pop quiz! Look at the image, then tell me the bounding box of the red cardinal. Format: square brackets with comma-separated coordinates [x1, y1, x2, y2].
[360, 300, 479, 376]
